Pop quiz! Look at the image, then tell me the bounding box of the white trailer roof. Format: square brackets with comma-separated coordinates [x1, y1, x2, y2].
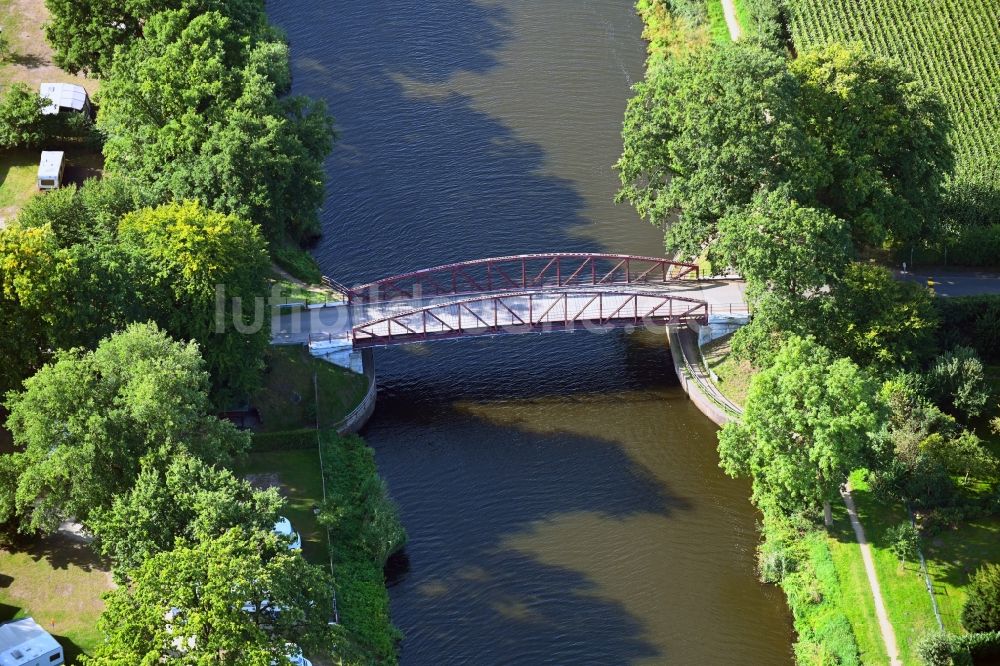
[0, 618, 61, 666]
[37, 151, 64, 180]
[39, 82, 88, 115]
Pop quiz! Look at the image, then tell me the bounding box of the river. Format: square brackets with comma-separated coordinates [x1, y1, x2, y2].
[267, 0, 794, 663]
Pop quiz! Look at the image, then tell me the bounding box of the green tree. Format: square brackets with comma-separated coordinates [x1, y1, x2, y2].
[886, 521, 920, 564]
[88, 454, 282, 573]
[0, 83, 50, 148]
[16, 177, 145, 247]
[0, 224, 62, 396]
[1, 322, 248, 533]
[715, 189, 852, 302]
[617, 41, 823, 256]
[790, 44, 953, 248]
[118, 201, 271, 402]
[718, 336, 881, 515]
[818, 263, 938, 371]
[43, 0, 268, 75]
[97, 10, 333, 243]
[617, 42, 952, 257]
[922, 430, 998, 486]
[86, 528, 336, 663]
[962, 563, 1000, 633]
[927, 346, 990, 419]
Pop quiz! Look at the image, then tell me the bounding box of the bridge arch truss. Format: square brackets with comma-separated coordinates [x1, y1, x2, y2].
[350, 290, 709, 348]
[344, 253, 700, 303]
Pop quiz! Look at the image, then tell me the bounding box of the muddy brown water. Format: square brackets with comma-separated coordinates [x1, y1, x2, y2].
[267, 1, 794, 662]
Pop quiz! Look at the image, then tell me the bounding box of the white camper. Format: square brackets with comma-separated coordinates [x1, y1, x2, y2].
[38, 83, 90, 117]
[36, 151, 65, 190]
[0, 618, 64, 666]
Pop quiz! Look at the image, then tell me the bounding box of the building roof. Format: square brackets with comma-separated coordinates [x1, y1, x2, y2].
[37, 151, 65, 180]
[39, 82, 88, 115]
[0, 618, 61, 666]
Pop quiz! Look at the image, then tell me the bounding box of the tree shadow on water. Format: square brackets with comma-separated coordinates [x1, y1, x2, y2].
[267, 0, 600, 284]
[362, 388, 691, 663]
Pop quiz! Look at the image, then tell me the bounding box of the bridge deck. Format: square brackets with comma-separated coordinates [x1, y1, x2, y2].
[272, 279, 747, 346]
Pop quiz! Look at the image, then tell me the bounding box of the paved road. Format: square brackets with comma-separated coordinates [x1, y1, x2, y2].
[898, 270, 1000, 297]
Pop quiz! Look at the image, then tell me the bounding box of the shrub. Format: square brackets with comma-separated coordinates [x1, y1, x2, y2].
[962, 563, 1000, 633]
[273, 245, 323, 283]
[887, 521, 920, 563]
[936, 296, 1000, 364]
[916, 629, 954, 666]
[0, 83, 51, 148]
[927, 347, 990, 419]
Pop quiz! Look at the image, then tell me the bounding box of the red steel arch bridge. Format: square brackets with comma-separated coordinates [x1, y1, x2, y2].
[272, 253, 747, 350]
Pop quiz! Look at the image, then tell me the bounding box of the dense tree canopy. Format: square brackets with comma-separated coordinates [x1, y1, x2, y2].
[816, 263, 938, 371]
[119, 201, 271, 401]
[1, 197, 270, 403]
[0, 323, 248, 533]
[718, 336, 881, 513]
[790, 45, 953, 248]
[97, 10, 333, 243]
[716, 189, 852, 303]
[87, 528, 336, 663]
[618, 41, 953, 257]
[88, 454, 282, 573]
[617, 41, 822, 256]
[731, 262, 938, 370]
[44, 0, 268, 75]
[0, 224, 59, 396]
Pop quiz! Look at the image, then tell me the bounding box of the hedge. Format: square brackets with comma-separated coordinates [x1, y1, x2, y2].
[935, 295, 1000, 363]
[907, 224, 1000, 268]
[918, 630, 1000, 665]
[250, 428, 317, 452]
[317, 432, 406, 665]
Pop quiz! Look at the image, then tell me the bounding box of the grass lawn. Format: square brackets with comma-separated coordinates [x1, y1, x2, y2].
[0, 535, 112, 663]
[253, 346, 369, 432]
[705, 0, 732, 43]
[233, 449, 329, 567]
[922, 516, 1000, 633]
[271, 277, 342, 307]
[702, 333, 754, 407]
[826, 503, 890, 665]
[840, 472, 941, 664]
[0, 149, 40, 219]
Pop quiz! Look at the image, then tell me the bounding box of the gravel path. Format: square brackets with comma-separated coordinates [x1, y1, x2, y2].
[720, 0, 743, 40]
[840, 486, 903, 666]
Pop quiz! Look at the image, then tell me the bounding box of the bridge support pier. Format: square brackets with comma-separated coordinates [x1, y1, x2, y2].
[309, 337, 363, 373]
[308, 344, 377, 434]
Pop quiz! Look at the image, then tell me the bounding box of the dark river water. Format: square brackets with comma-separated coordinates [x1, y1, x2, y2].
[267, 1, 794, 663]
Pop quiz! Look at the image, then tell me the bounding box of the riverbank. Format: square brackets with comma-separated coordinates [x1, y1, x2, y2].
[247, 346, 404, 664]
[668, 324, 870, 662]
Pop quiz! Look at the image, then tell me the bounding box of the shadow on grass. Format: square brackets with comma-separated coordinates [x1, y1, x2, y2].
[0, 149, 36, 202]
[923, 516, 1000, 589]
[6, 531, 109, 573]
[7, 52, 46, 68]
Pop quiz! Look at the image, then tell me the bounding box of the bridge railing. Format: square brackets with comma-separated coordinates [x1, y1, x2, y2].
[344, 253, 700, 303]
[351, 290, 709, 348]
